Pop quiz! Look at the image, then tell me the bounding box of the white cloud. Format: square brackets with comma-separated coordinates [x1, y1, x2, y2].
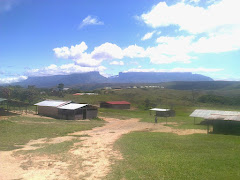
[91, 42, 124, 60]
[145, 35, 196, 64]
[53, 42, 88, 59]
[0, 76, 27, 84]
[110, 61, 124, 66]
[141, 31, 156, 41]
[79, 15, 104, 28]
[141, 0, 240, 34]
[26, 64, 106, 77]
[192, 28, 240, 53]
[123, 45, 146, 58]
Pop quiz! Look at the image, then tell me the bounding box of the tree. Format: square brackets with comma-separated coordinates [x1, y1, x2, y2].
[57, 83, 64, 92]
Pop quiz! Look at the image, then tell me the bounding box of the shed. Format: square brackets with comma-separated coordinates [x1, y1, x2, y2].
[58, 103, 98, 120]
[34, 100, 71, 118]
[100, 101, 130, 109]
[150, 108, 175, 117]
[190, 109, 240, 134]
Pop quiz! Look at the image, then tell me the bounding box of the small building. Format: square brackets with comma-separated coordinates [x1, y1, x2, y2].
[58, 103, 98, 120]
[150, 108, 175, 117]
[100, 101, 131, 109]
[190, 109, 240, 134]
[35, 100, 70, 118]
[35, 100, 98, 120]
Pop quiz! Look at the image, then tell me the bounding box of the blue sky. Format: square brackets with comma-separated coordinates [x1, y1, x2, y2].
[0, 0, 240, 84]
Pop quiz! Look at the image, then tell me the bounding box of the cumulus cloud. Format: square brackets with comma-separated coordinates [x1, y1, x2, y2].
[91, 43, 124, 60]
[141, 0, 240, 34]
[54, 42, 146, 66]
[79, 15, 104, 28]
[141, 31, 156, 41]
[0, 76, 27, 84]
[110, 61, 124, 66]
[26, 64, 106, 77]
[123, 45, 146, 58]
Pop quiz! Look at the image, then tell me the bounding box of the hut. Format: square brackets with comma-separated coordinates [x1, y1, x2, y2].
[35, 100, 98, 120]
[100, 101, 130, 109]
[58, 103, 98, 120]
[34, 100, 71, 118]
[190, 109, 240, 134]
[150, 108, 175, 117]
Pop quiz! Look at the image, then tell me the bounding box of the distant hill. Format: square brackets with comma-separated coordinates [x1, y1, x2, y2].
[14, 72, 107, 88]
[13, 71, 213, 88]
[111, 72, 213, 83]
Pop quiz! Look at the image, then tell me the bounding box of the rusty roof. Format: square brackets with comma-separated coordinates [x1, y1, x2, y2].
[190, 109, 240, 121]
[106, 101, 130, 105]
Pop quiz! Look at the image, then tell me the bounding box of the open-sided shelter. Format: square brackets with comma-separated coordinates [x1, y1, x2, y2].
[150, 108, 175, 117]
[58, 103, 98, 120]
[190, 109, 240, 134]
[100, 101, 130, 109]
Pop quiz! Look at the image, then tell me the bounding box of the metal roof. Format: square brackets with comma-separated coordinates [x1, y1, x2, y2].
[150, 108, 170, 112]
[106, 101, 130, 105]
[58, 103, 88, 110]
[0, 98, 7, 102]
[34, 100, 71, 107]
[190, 109, 240, 121]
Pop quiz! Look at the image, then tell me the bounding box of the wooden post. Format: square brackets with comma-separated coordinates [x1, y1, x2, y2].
[207, 123, 209, 134]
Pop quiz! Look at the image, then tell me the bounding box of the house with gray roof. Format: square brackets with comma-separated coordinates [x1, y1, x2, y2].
[35, 100, 98, 120]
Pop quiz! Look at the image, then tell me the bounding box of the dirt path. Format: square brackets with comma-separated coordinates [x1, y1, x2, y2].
[0, 117, 206, 180]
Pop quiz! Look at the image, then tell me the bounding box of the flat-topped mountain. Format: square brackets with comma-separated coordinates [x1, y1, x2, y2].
[13, 71, 213, 88]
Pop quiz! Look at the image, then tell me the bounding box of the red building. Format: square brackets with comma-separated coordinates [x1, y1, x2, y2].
[100, 101, 130, 109]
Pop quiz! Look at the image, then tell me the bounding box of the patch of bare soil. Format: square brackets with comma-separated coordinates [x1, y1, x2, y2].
[0, 117, 206, 180]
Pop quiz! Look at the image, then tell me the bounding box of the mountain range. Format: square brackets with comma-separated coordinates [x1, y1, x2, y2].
[13, 71, 213, 88]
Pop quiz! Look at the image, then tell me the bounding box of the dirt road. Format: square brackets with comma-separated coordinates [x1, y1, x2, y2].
[0, 117, 206, 180]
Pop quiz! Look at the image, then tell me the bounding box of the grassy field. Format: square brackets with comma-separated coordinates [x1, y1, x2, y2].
[0, 116, 104, 151]
[107, 132, 240, 180]
[1, 86, 240, 179]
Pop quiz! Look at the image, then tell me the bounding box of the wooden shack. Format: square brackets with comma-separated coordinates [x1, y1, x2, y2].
[100, 101, 130, 109]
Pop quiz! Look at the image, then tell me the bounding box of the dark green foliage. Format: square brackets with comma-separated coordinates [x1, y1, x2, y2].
[165, 81, 240, 90]
[198, 94, 240, 106]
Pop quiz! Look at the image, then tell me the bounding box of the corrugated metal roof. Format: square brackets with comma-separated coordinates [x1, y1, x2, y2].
[0, 98, 7, 102]
[34, 100, 71, 107]
[190, 109, 240, 121]
[58, 103, 88, 110]
[150, 108, 170, 112]
[106, 101, 130, 105]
